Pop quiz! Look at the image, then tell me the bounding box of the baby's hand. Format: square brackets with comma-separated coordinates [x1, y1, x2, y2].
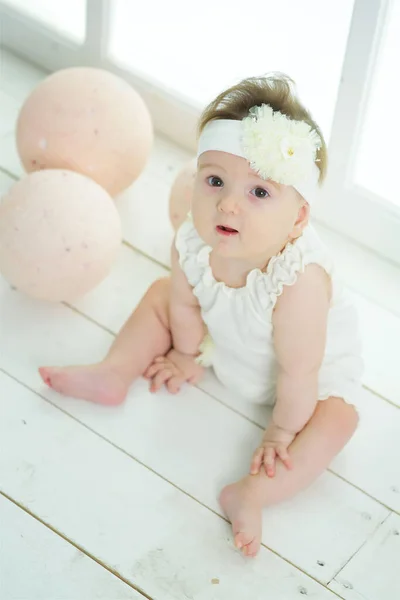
[250, 422, 296, 478]
[144, 349, 204, 394]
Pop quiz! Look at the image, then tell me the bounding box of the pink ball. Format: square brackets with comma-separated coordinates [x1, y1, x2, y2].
[0, 170, 122, 302]
[168, 158, 197, 230]
[16, 67, 153, 197]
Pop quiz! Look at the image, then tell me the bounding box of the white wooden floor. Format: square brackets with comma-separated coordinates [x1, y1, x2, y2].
[0, 49, 400, 600]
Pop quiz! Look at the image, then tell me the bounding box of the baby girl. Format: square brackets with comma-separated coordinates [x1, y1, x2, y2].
[40, 74, 363, 557]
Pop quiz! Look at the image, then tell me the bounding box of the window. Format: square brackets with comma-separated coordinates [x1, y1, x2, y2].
[108, 0, 355, 141]
[1, 0, 86, 43]
[354, 0, 399, 208]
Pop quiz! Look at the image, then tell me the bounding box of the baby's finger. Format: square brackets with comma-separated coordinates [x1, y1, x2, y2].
[150, 368, 172, 392]
[263, 447, 276, 478]
[250, 447, 264, 475]
[145, 362, 166, 379]
[166, 373, 185, 394]
[277, 446, 293, 471]
[154, 356, 166, 363]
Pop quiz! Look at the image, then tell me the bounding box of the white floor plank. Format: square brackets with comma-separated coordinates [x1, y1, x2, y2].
[350, 291, 400, 408]
[0, 494, 144, 600]
[313, 222, 400, 320]
[72, 244, 167, 334]
[0, 277, 390, 585]
[0, 89, 19, 136]
[114, 134, 192, 268]
[331, 386, 400, 512]
[0, 169, 14, 193]
[145, 135, 193, 188]
[0, 371, 338, 600]
[0, 129, 24, 177]
[0, 47, 47, 105]
[329, 513, 400, 600]
[115, 173, 174, 268]
[199, 368, 274, 426]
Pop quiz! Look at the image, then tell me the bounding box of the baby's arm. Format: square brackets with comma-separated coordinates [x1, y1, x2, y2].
[251, 264, 331, 476]
[169, 241, 205, 355]
[145, 240, 205, 393]
[273, 264, 330, 432]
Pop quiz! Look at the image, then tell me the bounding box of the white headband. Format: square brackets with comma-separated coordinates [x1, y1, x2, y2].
[197, 104, 322, 205]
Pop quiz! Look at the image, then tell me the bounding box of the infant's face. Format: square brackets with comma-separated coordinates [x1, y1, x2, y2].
[191, 151, 305, 261]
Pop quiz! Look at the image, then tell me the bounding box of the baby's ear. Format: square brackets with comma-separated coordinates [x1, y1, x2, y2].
[291, 201, 310, 238]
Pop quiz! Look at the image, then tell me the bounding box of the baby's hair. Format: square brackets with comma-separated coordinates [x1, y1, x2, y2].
[198, 73, 327, 183]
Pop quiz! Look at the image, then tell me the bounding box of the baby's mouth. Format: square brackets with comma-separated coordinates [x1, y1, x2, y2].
[216, 225, 239, 236]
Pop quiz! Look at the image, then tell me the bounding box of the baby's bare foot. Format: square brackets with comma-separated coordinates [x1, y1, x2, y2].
[39, 364, 129, 405]
[219, 480, 263, 557]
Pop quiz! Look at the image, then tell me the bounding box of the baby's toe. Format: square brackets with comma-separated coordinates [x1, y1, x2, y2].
[234, 532, 260, 557]
[39, 367, 55, 387]
[234, 531, 253, 551]
[242, 536, 260, 557]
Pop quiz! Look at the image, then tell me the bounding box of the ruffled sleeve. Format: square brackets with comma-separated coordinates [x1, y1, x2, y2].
[175, 215, 212, 288]
[253, 226, 334, 312]
[249, 238, 305, 311]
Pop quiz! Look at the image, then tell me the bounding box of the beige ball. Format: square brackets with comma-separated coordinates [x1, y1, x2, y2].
[168, 158, 197, 230]
[16, 67, 153, 197]
[0, 170, 122, 302]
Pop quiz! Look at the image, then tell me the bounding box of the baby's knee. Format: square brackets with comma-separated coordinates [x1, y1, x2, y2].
[318, 396, 359, 435]
[146, 277, 171, 323]
[339, 400, 359, 433]
[147, 276, 170, 298]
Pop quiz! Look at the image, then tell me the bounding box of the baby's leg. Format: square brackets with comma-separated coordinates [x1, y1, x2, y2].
[39, 278, 172, 405]
[220, 397, 359, 557]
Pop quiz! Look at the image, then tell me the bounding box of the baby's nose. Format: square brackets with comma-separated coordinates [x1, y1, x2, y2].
[218, 194, 240, 214]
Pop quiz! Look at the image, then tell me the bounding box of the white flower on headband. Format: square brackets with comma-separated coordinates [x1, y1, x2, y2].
[242, 104, 321, 186]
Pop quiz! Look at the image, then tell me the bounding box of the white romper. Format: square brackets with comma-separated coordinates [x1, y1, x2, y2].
[176, 215, 364, 406]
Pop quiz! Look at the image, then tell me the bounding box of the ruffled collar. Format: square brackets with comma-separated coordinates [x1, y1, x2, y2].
[197, 231, 308, 297]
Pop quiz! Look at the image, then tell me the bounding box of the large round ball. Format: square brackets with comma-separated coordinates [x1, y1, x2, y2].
[168, 158, 197, 230]
[0, 170, 122, 302]
[16, 67, 153, 196]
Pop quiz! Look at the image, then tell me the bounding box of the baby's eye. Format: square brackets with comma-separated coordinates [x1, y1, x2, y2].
[207, 176, 224, 187]
[251, 187, 269, 199]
